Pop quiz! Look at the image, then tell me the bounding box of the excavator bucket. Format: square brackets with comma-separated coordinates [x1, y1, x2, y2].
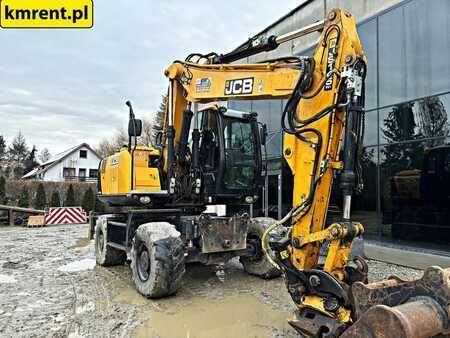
[342, 266, 450, 338]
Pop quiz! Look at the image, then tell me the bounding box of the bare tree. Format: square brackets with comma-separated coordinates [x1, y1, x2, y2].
[38, 148, 52, 163]
[95, 129, 128, 158]
[139, 118, 154, 147]
[95, 97, 167, 158]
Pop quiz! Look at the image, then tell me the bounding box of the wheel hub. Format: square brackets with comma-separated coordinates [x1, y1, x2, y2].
[137, 245, 150, 281]
[246, 236, 263, 261]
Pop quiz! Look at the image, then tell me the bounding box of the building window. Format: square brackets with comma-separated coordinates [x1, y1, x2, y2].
[63, 167, 76, 177]
[79, 168, 86, 177]
[80, 150, 87, 158]
[379, 0, 450, 107]
[89, 169, 98, 178]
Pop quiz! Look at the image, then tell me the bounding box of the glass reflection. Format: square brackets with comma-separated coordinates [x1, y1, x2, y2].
[379, 95, 450, 244]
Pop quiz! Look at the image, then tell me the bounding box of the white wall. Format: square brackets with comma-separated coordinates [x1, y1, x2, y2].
[42, 146, 100, 182]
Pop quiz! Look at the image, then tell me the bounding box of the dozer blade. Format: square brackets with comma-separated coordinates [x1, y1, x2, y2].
[343, 266, 450, 338]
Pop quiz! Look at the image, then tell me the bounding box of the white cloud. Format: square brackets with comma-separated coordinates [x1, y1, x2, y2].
[8, 88, 33, 96]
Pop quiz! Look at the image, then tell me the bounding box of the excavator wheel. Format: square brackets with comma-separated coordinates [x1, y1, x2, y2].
[131, 222, 185, 298]
[95, 215, 127, 266]
[240, 217, 282, 279]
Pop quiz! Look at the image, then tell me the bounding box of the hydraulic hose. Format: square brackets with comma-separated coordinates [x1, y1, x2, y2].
[261, 207, 298, 270]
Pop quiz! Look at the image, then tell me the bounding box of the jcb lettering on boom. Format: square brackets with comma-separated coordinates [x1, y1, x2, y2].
[224, 77, 254, 95]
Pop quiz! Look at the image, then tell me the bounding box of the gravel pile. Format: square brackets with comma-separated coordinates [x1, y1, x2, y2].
[366, 259, 423, 283]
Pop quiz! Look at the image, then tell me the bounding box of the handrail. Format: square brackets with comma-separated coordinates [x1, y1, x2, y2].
[0, 204, 45, 214]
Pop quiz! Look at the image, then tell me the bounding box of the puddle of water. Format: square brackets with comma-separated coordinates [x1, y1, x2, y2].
[113, 287, 149, 307]
[58, 259, 96, 272]
[0, 274, 17, 283]
[133, 293, 292, 338]
[69, 237, 91, 249]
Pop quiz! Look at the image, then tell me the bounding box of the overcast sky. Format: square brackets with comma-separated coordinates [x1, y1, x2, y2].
[0, 1, 299, 155]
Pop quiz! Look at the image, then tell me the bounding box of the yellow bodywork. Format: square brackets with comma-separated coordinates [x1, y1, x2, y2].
[301, 295, 352, 324]
[101, 8, 366, 329]
[100, 146, 162, 195]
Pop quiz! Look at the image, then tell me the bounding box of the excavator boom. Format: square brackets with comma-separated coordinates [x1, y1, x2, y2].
[162, 8, 449, 337]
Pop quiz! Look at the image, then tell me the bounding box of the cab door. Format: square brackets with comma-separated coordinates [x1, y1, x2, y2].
[199, 110, 220, 190]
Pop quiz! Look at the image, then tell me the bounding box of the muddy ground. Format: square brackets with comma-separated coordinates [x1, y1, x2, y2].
[0, 224, 423, 338]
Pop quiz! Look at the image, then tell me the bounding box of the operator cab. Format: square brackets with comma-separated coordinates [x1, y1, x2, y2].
[193, 105, 264, 205]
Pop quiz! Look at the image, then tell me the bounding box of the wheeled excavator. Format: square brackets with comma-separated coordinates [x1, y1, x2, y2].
[95, 8, 449, 337]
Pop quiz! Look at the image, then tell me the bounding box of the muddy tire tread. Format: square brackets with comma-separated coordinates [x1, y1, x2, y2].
[240, 217, 283, 279]
[95, 215, 127, 266]
[131, 222, 185, 298]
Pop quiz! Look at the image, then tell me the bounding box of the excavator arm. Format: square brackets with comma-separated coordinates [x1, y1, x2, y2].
[163, 59, 302, 176]
[163, 8, 449, 337]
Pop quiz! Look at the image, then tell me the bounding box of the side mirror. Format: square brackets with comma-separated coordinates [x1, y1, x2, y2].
[128, 119, 142, 137]
[126, 100, 142, 137]
[260, 124, 267, 146]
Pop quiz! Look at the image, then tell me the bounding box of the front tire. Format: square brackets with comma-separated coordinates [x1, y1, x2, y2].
[95, 215, 127, 266]
[240, 217, 282, 279]
[131, 222, 185, 298]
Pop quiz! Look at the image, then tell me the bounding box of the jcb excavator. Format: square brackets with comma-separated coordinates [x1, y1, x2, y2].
[95, 8, 449, 337]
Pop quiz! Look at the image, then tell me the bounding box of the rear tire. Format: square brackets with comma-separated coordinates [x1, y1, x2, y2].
[240, 217, 282, 279]
[131, 222, 185, 298]
[95, 215, 127, 266]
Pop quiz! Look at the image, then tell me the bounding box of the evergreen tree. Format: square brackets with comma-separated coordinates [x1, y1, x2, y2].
[13, 166, 24, 179]
[7, 132, 28, 179]
[381, 103, 423, 173]
[3, 167, 11, 179]
[18, 187, 29, 208]
[0, 176, 6, 204]
[34, 183, 47, 210]
[81, 187, 95, 212]
[416, 96, 449, 148]
[64, 184, 76, 206]
[152, 94, 167, 144]
[50, 190, 61, 207]
[24, 145, 39, 174]
[0, 135, 6, 161]
[8, 132, 28, 162]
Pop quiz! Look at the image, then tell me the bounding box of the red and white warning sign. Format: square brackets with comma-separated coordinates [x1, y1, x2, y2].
[45, 207, 87, 225]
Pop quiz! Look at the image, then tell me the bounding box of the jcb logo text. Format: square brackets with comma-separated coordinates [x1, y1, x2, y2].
[224, 77, 254, 95]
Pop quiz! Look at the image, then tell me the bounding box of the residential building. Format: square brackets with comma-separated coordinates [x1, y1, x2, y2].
[22, 143, 101, 182]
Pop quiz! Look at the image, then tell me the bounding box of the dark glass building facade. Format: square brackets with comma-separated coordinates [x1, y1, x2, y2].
[229, 0, 450, 249]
